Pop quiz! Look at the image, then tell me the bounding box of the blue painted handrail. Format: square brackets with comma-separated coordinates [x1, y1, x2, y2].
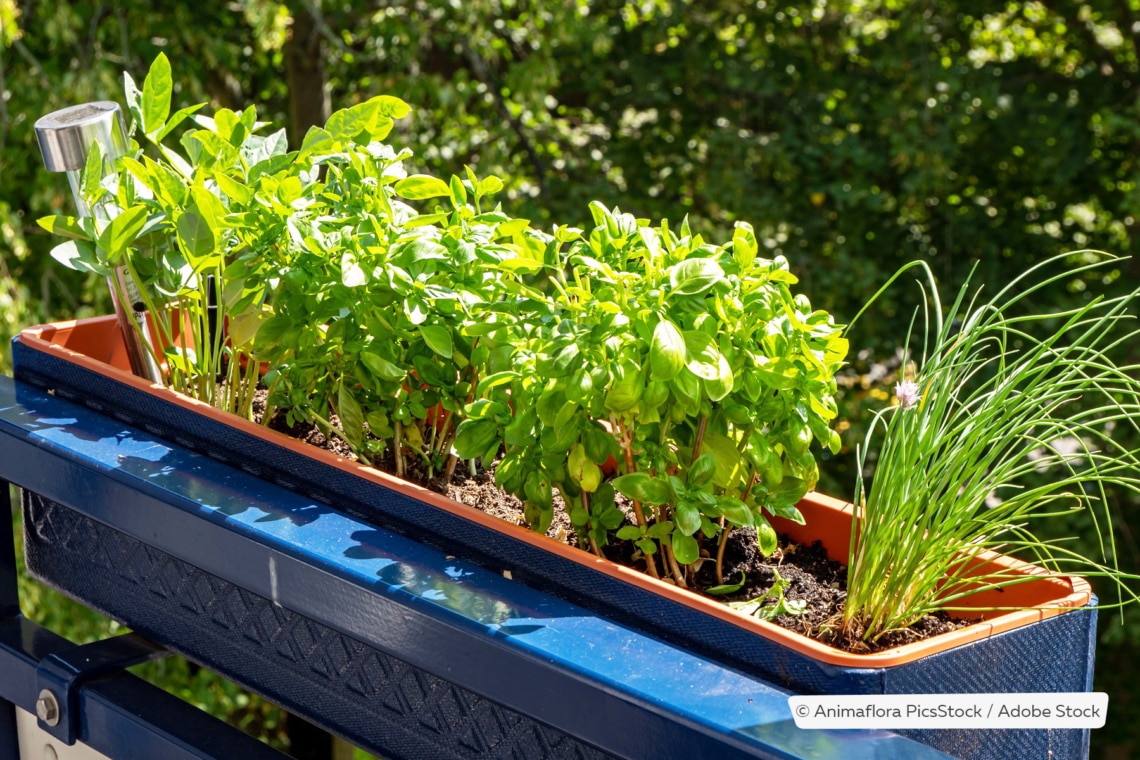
[0, 375, 948, 759]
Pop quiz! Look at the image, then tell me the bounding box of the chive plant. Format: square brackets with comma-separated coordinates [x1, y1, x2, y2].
[846, 253, 1140, 642]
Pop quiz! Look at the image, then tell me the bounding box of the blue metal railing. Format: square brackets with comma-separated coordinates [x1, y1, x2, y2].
[0, 375, 948, 759]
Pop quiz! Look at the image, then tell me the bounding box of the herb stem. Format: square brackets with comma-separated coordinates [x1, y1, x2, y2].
[614, 414, 660, 578]
[691, 417, 708, 463]
[582, 493, 604, 558]
[666, 543, 688, 588]
[715, 518, 729, 586]
[426, 417, 438, 480]
[394, 420, 405, 478]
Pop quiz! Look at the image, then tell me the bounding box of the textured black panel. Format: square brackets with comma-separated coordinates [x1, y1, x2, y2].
[23, 493, 612, 760]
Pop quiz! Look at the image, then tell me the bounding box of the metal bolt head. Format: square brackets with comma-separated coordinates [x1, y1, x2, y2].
[36, 689, 60, 727]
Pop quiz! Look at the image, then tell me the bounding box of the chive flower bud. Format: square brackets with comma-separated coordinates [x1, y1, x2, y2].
[894, 379, 921, 410]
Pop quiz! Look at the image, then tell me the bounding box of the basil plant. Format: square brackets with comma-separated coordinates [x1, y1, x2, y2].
[456, 203, 847, 586]
[41, 55, 847, 588]
[40, 54, 527, 484]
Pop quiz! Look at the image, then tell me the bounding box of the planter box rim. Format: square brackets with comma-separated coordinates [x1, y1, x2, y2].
[16, 316, 1094, 669]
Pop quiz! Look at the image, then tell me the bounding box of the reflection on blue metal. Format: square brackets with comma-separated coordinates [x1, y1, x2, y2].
[0, 376, 949, 759]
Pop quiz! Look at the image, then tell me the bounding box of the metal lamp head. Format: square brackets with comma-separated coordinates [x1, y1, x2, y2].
[34, 101, 128, 173]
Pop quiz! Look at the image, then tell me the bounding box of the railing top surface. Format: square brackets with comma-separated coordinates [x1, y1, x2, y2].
[0, 375, 949, 760]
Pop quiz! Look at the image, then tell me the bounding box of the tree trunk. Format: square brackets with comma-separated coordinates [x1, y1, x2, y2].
[285, 3, 330, 149]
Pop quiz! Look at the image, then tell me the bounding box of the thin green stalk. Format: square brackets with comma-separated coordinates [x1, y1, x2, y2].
[846, 252, 1140, 641]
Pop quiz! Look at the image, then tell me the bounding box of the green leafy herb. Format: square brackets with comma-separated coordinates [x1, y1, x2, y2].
[846, 254, 1140, 642]
[41, 54, 848, 602]
[728, 570, 807, 620]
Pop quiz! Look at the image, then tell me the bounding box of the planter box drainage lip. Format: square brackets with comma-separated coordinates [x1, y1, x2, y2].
[15, 318, 1093, 669]
[0, 375, 951, 760]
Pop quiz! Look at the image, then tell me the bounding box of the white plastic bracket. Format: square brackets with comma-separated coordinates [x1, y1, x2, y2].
[15, 708, 111, 760]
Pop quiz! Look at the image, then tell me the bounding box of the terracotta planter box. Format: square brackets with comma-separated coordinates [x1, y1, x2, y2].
[13, 316, 1098, 759]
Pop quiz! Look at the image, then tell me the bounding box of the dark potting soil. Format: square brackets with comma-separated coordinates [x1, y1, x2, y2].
[256, 394, 973, 654]
[258, 393, 579, 543]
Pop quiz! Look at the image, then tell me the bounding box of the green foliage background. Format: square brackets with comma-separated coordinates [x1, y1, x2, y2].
[2, 1, 1138, 756]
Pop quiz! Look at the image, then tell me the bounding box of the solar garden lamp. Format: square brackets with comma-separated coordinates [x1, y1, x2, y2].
[35, 101, 164, 383]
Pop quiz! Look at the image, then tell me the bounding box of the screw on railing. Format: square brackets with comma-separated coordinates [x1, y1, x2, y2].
[35, 688, 60, 727]
[34, 102, 164, 383]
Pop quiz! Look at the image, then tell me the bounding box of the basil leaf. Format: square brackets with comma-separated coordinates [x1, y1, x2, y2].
[419, 324, 454, 359]
[669, 257, 724, 296]
[360, 352, 406, 382]
[671, 531, 700, 564]
[674, 503, 701, 536]
[141, 52, 172, 136]
[650, 318, 686, 380]
[683, 330, 724, 381]
[337, 383, 364, 451]
[756, 518, 778, 556]
[395, 174, 451, 200]
[706, 573, 747, 596]
[611, 473, 673, 505]
[454, 419, 499, 459]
